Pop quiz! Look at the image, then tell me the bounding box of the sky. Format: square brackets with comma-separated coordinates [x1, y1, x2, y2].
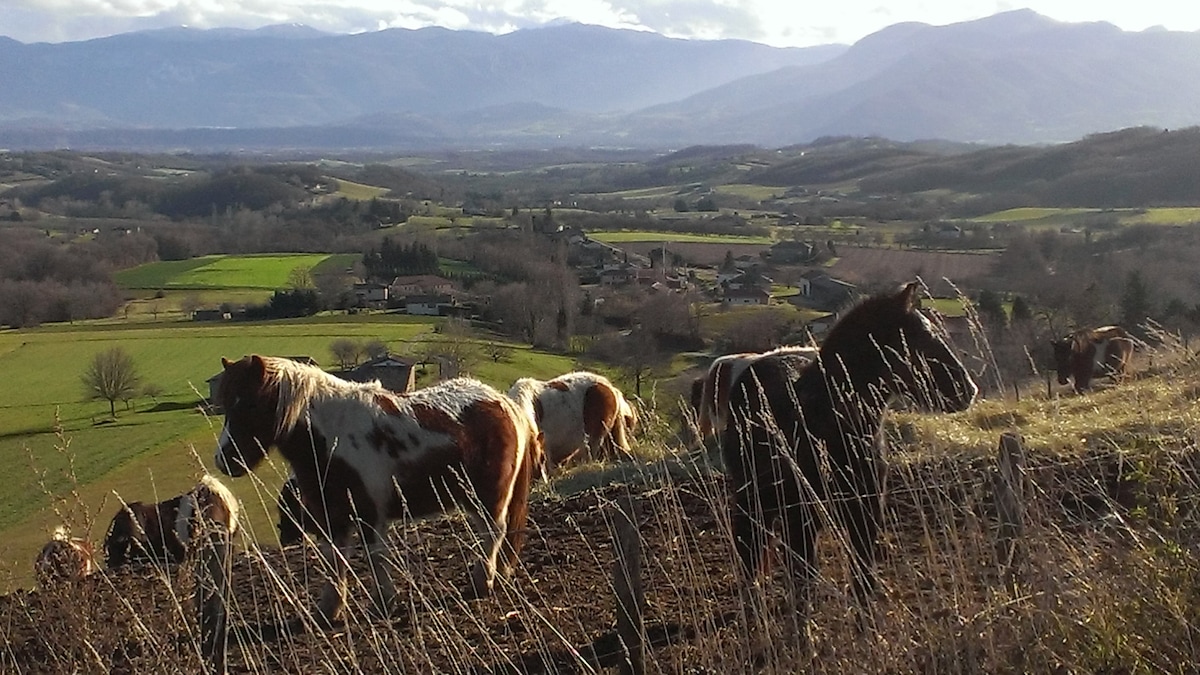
[2, 0, 1199, 47]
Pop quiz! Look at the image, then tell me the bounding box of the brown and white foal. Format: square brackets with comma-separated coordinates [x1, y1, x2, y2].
[508, 371, 636, 471]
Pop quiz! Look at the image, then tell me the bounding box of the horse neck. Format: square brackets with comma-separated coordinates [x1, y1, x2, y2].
[799, 355, 888, 439]
[814, 338, 892, 416]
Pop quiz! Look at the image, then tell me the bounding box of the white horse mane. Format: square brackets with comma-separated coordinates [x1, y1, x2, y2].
[261, 356, 385, 440]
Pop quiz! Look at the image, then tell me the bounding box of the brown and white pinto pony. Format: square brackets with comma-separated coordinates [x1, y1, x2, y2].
[213, 355, 542, 625]
[105, 475, 240, 569]
[508, 371, 635, 471]
[35, 527, 98, 587]
[688, 346, 820, 445]
[1051, 325, 1135, 393]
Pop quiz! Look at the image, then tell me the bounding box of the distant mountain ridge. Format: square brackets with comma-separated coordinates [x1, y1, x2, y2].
[0, 22, 835, 128]
[2, 11, 1200, 151]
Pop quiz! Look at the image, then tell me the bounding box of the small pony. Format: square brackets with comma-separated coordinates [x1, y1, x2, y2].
[508, 371, 636, 471]
[213, 355, 542, 624]
[35, 527, 98, 587]
[105, 475, 240, 569]
[1051, 325, 1134, 393]
[722, 282, 977, 630]
[688, 346, 819, 445]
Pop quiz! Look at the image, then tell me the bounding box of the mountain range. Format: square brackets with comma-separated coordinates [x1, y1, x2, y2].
[1, 10, 1199, 152]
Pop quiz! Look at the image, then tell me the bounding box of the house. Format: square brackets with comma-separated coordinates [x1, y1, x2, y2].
[723, 286, 771, 306]
[599, 264, 635, 286]
[404, 294, 454, 316]
[352, 282, 389, 309]
[793, 270, 859, 312]
[206, 355, 317, 409]
[765, 240, 817, 264]
[389, 275, 454, 298]
[342, 354, 416, 393]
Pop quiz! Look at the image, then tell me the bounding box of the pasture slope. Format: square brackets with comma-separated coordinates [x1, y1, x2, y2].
[0, 312, 578, 597]
[2, 332, 1199, 672]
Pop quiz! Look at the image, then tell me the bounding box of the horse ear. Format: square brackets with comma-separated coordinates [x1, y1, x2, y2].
[250, 355, 267, 376]
[899, 281, 922, 312]
[221, 357, 232, 369]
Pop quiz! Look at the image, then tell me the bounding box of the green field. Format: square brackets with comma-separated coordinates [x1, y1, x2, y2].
[588, 230, 775, 245]
[333, 178, 390, 200]
[972, 206, 1200, 226]
[115, 253, 356, 290]
[0, 316, 578, 591]
[713, 184, 784, 201]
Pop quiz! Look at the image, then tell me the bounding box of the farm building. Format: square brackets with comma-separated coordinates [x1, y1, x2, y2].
[341, 354, 416, 393]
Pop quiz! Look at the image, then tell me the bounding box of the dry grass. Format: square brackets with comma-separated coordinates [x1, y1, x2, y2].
[5, 333, 1200, 673]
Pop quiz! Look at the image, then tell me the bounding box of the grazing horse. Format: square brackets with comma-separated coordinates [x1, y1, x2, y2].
[35, 527, 98, 587]
[213, 355, 542, 624]
[689, 346, 820, 444]
[508, 371, 635, 471]
[721, 282, 977, 629]
[1051, 325, 1134, 393]
[105, 475, 240, 569]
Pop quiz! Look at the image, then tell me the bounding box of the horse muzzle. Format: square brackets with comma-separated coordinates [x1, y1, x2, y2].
[214, 443, 248, 478]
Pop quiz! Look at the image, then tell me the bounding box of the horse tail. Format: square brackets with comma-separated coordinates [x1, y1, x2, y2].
[502, 424, 538, 570]
[609, 395, 633, 457]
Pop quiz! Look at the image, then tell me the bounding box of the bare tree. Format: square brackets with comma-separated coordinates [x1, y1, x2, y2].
[364, 338, 390, 360]
[329, 338, 363, 371]
[82, 347, 141, 417]
[288, 266, 315, 290]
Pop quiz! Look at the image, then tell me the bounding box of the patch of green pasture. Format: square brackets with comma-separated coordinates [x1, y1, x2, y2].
[588, 230, 775, 245]
[1120, 207, 1200, 225]
[587, 186, 681, 200]
[333, 178, 390, 200]
[168, 254, 334, 289]
[0, 321, 438, 419]
[311, 253, 361, 276]
[116, 254, 337, 291]
[439, 258, 483, 276]
[971, 207, 1095, 222]
[113, 257, 214, 288]
[714, 184, 783, 201]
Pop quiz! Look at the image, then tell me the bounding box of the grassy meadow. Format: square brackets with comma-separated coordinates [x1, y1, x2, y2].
[0, 252, 585, 592]
[0, 315, 580, 592]
[588, 230, 775, 245]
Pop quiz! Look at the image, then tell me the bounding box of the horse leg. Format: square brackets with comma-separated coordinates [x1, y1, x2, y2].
[731, 488, 771, 620]
[500, 442, 536, 578]
[464, 504, 508, 599]
[361, 525, 396, 619]
[780, 504, 819, 650]
[839, 493, 882, 631]
[316, 531, 351, 627]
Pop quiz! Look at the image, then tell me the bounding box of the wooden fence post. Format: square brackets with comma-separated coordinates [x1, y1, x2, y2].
[610, 494, 645, 675]
[197, 525, 231, 674]
[993, 432, 1028, 591]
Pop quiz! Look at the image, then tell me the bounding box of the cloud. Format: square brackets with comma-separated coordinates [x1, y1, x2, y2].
[2, 0, 1199, 46]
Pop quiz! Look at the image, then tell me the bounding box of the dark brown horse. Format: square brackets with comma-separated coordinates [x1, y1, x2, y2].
[1051, 325, 1134, 393]
[105, 475, 240, 569]
[721, 282, 977, 630]
[214, 355, 542, 625]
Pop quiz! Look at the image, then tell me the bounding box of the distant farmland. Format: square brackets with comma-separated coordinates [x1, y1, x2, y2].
[829, 246, 997, 292]
[115, 253, 357, 290]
